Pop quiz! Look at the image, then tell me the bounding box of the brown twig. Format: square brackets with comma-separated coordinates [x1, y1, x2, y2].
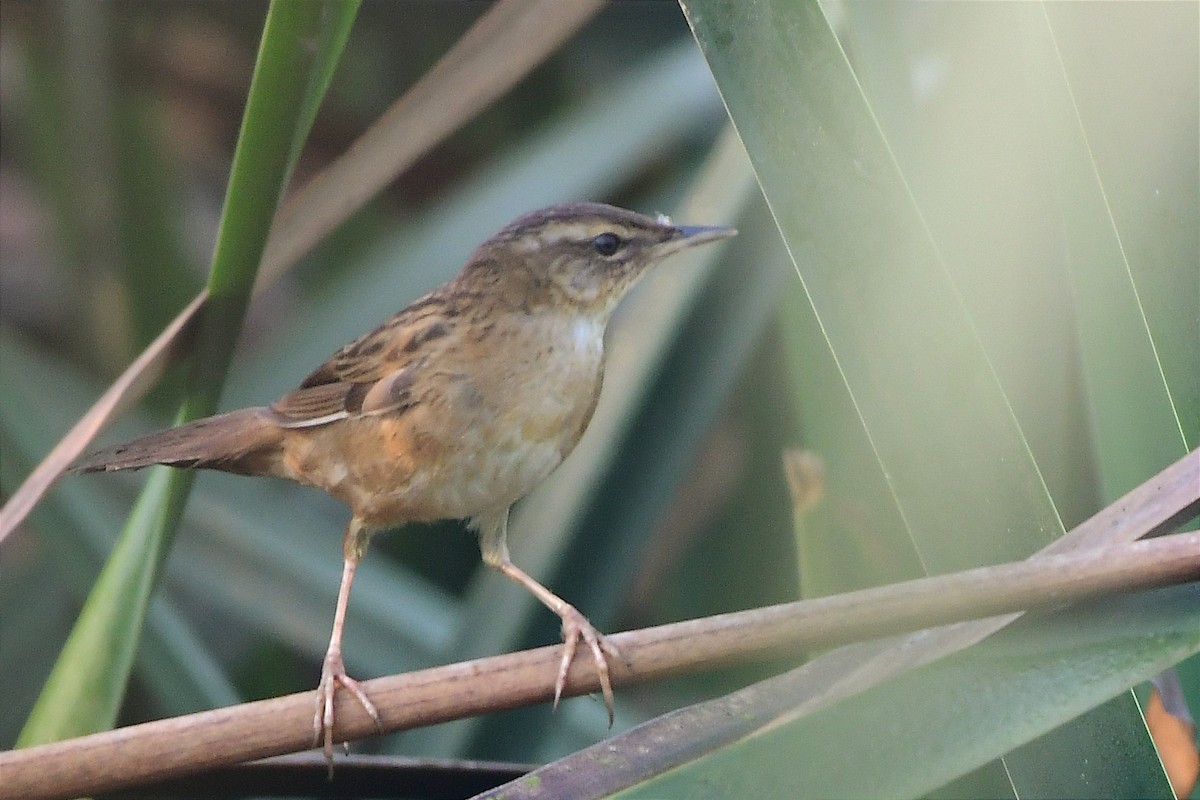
[2, 528, 1196, 800]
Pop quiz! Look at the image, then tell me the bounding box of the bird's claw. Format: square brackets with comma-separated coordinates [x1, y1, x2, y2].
[313, 649, 381, 773]
[553, 604, 622, 726]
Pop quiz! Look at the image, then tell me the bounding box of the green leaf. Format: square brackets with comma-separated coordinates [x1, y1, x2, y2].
[17, 0, 361, 746]
[682, 0, 1183, 795]
[690, 0, 1063, 571]
[1035, 3, 1196, 498]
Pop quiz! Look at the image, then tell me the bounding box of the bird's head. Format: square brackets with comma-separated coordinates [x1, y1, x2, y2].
[460, 202, 736, 316]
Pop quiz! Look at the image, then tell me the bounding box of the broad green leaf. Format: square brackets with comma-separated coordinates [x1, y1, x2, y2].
[688, 0, 1063, 571]
[683, 0, 1179, 795]
[1041, 3, 1199, 460]
[1034, 4, 1195, 499]
[832, 2, 1197, 792]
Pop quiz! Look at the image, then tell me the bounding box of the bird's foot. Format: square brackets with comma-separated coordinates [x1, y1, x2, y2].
[313, 648, 381, 771]
[554, 604, 623, 726]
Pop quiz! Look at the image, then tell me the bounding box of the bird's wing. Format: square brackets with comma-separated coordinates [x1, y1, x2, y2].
[270, 382, 365, 427]
[271, 363, 422, 427]
[270, 294, 452, 428]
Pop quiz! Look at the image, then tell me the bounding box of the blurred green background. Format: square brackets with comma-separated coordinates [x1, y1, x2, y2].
[1, 1, 1196, 797]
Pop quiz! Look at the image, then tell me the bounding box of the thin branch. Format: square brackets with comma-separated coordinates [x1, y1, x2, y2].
[3, 529, 1196, 800]
[0, 0, 606, 542]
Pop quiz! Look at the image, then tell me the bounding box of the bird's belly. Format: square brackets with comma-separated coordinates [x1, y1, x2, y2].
[284, 372, 596, 527]
[419, 425, 566, 518]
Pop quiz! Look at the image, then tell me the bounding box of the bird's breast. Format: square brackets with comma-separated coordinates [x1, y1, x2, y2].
[484, 310, 607, 463]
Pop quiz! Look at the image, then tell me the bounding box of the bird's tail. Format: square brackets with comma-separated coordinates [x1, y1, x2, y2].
[71, 407, 285, 477]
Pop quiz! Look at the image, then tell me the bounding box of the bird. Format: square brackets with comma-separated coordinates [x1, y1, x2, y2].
[72, 201, 736, 762]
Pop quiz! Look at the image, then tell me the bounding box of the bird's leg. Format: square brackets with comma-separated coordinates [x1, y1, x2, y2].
[314, 518, 381, 767]
[477, 509, 621, 724]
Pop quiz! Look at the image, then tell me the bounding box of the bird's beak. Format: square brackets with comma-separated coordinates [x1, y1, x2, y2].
[654, 224, 738, 258]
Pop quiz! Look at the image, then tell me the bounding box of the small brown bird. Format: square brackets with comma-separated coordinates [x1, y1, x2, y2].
[73, 202, 735, 760]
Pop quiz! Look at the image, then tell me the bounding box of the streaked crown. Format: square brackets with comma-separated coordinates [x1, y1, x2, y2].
[461, 202, 735, 313]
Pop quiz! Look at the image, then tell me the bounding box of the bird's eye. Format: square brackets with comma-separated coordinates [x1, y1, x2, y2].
[591, 232, 622, 257]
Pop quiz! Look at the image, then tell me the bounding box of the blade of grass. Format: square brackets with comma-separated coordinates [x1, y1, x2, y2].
[176, 0, 358, 425]
[16, 0, 360, 746]
[1044, 3, 1199, 458]
[834, 1, 1097, 534]
[999, 10, 1197, 787]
